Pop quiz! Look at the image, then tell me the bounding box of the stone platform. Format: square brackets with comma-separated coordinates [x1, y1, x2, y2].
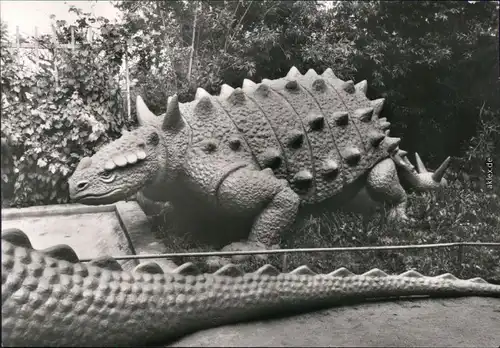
[1, 201, 177, 271]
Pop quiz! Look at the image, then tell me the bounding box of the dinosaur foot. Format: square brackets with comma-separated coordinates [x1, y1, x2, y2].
[205, 241, 280, 270]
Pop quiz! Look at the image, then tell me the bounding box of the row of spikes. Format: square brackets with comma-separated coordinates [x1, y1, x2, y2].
[212, 67, 385, 122]
[189, 68, 396, 160]
[155, 66, 385, 135]
[393, 150, 451, 183]
[1, 228, 488, 284]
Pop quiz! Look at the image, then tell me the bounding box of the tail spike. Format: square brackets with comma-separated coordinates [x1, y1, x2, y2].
[414, 152, 428, 173]
[354, 107, 374, 123]
[41, 244, 80, 263]
[434, 273, 458, 280]
[242, 78, 257, 90]
[391, 153, 407, 168]
[370, 98, 385, 120]
[402, 156, 414, 168]
[133, 262, 165, 274]
[1, 228, 33, 249]
[290, 265, 317, 275]
[355, 80, 368, 95]
[89, 256, 123, 271]
[304, 68, 318, 78]
[400, 270, 424, 278]
[286, 66, 302, 78]
[173, 262, 200, 276]
[369, 131, 386, 147]
[321, 67, 337, 79]
[385, 137, 401, 153]
[396, 152, 415, 170]
[195, 87, 211, 100]
[431, 156, 451, 183]
[328, 267, 355, 277]
[219, 84, 235, 98]
[214, 264, 244, 277]
[254, 264, 280, 276]
[362, 268, 388, 277]
[380, 121, 391, 130]
[397, 149, 408, 157]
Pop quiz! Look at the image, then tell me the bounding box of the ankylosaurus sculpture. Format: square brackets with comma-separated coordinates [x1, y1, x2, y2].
[69, 67, 450, 256]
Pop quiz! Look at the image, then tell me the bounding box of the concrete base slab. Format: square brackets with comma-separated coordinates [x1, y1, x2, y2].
[169, 296, 500, 347]
[1, 201, 177, 271]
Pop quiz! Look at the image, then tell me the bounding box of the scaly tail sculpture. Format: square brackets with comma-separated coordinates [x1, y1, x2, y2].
[2, 229, 498, 347]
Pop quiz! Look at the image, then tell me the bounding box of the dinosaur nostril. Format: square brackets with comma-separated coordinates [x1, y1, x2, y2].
[76, 181, 89, 191]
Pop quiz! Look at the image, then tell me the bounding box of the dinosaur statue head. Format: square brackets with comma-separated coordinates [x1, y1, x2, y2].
[393, 151, 450, 192]
[69, 95, 189, 204]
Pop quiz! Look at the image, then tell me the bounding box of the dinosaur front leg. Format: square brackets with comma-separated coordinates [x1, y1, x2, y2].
[365, 158, 411, 223]
[211, 167, 300, 265]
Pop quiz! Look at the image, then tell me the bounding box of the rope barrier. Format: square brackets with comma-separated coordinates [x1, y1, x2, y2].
[78, 241, 500, 262]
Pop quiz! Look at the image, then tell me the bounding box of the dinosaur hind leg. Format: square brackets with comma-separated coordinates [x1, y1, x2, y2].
[211, 167, 300, 266]
[365, 158, 411, 223]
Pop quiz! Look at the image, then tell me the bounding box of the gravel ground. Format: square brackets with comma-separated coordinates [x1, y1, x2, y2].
[170, 296, 500, 347]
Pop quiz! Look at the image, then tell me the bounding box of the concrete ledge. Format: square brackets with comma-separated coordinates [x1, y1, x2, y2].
[1, 203, 116, 219]
[115, 201, 177, 271]
[1, 201, 174, 271]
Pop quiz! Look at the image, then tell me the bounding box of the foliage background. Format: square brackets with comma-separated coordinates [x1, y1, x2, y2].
[1, 9, 129, 206]
[1, 0, 499, 279]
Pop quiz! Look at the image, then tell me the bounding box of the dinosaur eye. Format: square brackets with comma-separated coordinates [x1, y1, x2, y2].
[99, 171, 116, 183]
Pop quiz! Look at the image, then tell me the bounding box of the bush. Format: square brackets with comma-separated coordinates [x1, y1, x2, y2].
[1, 15, 128, 207]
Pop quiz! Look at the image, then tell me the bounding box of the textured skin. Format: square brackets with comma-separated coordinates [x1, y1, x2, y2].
[2, 230, 499, 347]
[68, 67, 451, 255]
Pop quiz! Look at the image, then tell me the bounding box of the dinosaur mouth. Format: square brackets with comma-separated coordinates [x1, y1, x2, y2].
[71, 189, 126, 205]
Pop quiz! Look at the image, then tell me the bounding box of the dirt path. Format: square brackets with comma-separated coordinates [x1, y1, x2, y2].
[170, 297, 500, 347]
